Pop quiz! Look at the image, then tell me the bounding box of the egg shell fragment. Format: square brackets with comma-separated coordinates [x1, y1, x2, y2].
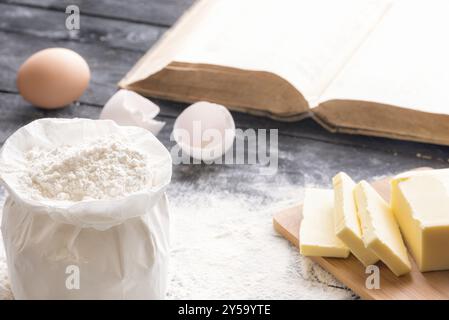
[100, 89, 165, 135]
[173, 101, 236, 161]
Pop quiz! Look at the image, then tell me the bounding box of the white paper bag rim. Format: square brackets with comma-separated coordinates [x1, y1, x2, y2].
[0, 118, 172, 229]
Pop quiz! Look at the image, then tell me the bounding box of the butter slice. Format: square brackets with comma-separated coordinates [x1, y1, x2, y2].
[300, 188, 350, 258]
[333, 173, 378, 266]
[391, 169, 449, 272]
[354, 181, 411, 276]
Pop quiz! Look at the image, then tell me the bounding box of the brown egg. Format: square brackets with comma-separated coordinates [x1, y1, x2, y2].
[17, 48, 90, 109]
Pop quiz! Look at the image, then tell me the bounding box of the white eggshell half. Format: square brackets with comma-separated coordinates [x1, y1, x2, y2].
[100, 89, 165, 135]
[173, 101, 236, 161]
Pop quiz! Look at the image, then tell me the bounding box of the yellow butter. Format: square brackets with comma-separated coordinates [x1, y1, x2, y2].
[299, 188, 350, 258]
[333, 173, 378, 266]
[354, 181, 411, 276]
[391, 169, 449, 272]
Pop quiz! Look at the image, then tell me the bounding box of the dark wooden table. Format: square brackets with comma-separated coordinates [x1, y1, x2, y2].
[0, 0, 448, 299]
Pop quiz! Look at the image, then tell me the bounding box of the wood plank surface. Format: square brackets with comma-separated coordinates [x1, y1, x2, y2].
[0, 3, 166, 52]
[1, 0, 195, 27]
[273, 170, 449, 300]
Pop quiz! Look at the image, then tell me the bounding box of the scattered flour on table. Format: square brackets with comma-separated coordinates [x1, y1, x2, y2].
[22, 137, 152, 201]
[165, 183, 355, 300]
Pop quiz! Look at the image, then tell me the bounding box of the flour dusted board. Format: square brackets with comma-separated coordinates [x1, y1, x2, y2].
[273, 170, 449, 300]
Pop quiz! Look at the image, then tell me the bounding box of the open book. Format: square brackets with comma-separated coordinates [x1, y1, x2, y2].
[119, 0, 449, 145]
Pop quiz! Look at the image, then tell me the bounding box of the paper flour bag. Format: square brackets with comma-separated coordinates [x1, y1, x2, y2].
[0, 118, 172, 299]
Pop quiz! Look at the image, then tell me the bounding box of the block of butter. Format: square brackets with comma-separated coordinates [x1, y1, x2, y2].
[391, 169, 449, 272]
[333, 173, 378, 266]
[354, 181, 411, 276]
[299, 188, 350, 258]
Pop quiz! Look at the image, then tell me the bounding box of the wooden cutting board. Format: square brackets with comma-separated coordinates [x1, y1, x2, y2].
[273, 169, 449, 300]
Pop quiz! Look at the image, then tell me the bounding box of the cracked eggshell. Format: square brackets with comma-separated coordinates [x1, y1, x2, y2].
[173, 101, 235, 161]
[99, 89, 165, 135]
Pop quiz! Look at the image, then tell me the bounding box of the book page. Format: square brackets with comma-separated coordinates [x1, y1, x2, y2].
[164, 0, 391, 106]
[319, 0, 449, 115]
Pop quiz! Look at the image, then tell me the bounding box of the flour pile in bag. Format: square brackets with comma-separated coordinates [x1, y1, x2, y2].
[24, 137, 152, 201]
[0, 118, 172, 300]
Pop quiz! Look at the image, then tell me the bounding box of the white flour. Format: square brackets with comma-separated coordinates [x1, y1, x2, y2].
[164, 173, 355, 300]
[23, 137, 151, 201]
